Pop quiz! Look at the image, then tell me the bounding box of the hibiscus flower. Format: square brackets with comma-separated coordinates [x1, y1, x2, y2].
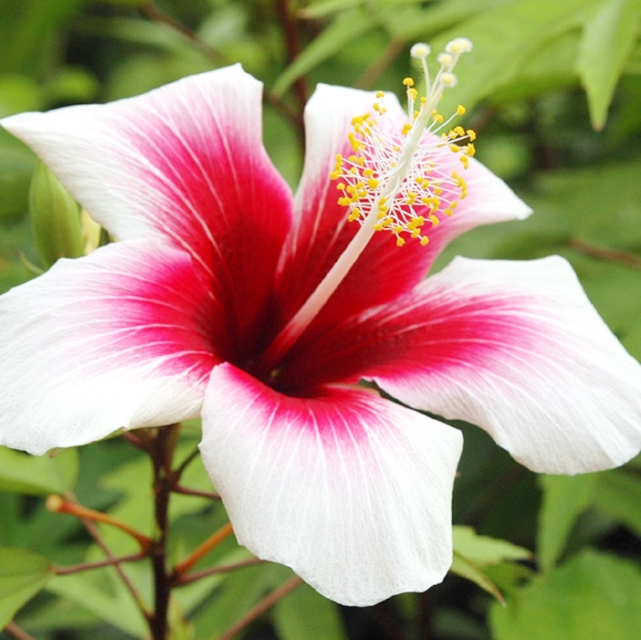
[1, 43, 640, 607]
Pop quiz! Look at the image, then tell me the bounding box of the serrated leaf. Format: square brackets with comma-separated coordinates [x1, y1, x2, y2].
[274, 581, 347, 640]
[272, 8, 376, 97]
[0, 547, 53, 629]
[453, 526, 532, 565]
[490, 550, 641, 640]
[592, 468, 641, 536]
[537, 473, 598, 573]
[576, 0, 641, 130]
[0, 447, 78, 495]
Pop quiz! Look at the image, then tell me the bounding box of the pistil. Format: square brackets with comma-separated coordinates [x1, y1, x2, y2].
[259, 39, 473, 379]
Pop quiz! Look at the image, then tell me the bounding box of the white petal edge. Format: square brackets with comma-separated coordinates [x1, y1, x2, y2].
[199, 362, 463, 606]
[0, 65, 288, 246]
[374, 255, 641, 474]
[0, 241, 215, 455]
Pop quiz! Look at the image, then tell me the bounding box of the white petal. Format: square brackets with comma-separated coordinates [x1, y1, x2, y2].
[0, 241, 217, 454]
[199, 363, 463, 606]
[374, 256, 641, 474]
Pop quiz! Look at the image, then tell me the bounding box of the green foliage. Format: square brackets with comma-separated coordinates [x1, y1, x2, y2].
[0, 548, 53, 629]
[1, 0, 641, 638]
[490, 550, 641, 640]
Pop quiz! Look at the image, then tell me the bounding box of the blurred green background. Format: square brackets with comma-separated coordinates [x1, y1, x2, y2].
[1, 0, 641, 639]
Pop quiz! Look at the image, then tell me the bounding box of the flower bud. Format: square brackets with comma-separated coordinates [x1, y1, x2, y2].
[29, 160, 85, 268]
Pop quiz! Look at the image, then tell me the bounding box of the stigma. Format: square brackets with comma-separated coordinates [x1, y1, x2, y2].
[332, 38, 475, 247]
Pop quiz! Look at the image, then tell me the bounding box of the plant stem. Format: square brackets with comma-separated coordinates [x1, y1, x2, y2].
[55, 552, 146, 576]
[81, 517, 151, 619]
[172, 485, 221, 500]
[569, 238, 641, 270]
[172, 522, 234, 580]
[4, 622, 36, 640]
[175, 557, 263, 587]
[46, 495, 151, 549]
[355, 38, 406, 90]
[274, 0, 307, 143]
[149, 424, 181, 640]
[219, 575, 303, 640]
[140, 1, 229, 65]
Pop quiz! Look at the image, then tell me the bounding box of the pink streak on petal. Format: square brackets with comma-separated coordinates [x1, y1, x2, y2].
[280, 256, 641, 474]
[272, 84, 530, 344]
[0, 240, 219, 454]
[2, 66, 293, 360]
[200, 362, 462, 606]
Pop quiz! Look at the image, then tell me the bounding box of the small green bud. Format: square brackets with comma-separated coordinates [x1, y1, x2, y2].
[29, 160, 85, 268]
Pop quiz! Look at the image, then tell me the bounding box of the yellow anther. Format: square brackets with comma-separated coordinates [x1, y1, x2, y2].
[465, 143, 476, 156]
[376, 90, 385, 98]
[460, 155, 469, 169]
[429, 214, 440, 226]
[402, 123, 413, 136]
[367, 178, 380, 189]
[449, 144, 461, 153]
[457, 105, 466, 116]
[454, 126, 465, 136]
[338, 197, 351, 206]
[420, 236, 429, 246]
[433, 112, 444, 124]
[408, 88, 418, 102]
[337, 183, 346, 191]
[330, 171, 340, 180]
[403, 78, 415, 87]
[363, 168, 374, 177]
[444, 208, 453, 216]
[396, 237, 406, 246]
[467, 129, 476, 141]
[405, 192, 417, 205]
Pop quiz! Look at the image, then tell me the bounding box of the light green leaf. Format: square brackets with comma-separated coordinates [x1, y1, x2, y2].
[490, 550, 641, 640]
[592, 469, 641, 536]
[536, 473, 598, 573]
[450, 527, 532, 603]
[450, 552, 506, 603]
[576, 0, 641, 130]
[428, 0, 595, 117]
[453, 526, 532, 565]
[274, 581, 347, 640]
[0, 548, 53, 629]
[272, 8, 376, 97]
[47, 569, 148, 637]
[0, 447, 78, 495]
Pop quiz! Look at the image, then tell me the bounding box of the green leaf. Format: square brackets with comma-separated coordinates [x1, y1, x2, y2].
[490, 550, 641, 640]
[451, 551, 506, 603]
[453, 526, 532, 564]
[274, 581, 347, 640]
[47, 569, 148, 637]
[271, 8, 376, 97]
[0, 547, 53, 629]
[450, 527, 532, 603]
[537, 473, 598, 573]
[0, 447, 78, 495]
[592, 469, 641, 536]
[576, 0, 641, 130]
[427, 0, 596, 117]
